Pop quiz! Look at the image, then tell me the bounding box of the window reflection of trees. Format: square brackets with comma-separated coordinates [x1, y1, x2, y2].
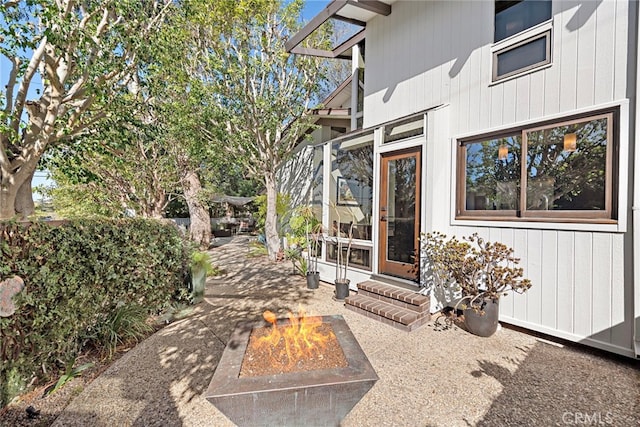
[526, 118, 607, 211]
[311, 146, 324, 221]
[391, 157, 416, 218]
[335, 145, 374, 190]
[463, 114, 610, 215]
[465, 134, 522, 211]
[331, 139, 374, 238]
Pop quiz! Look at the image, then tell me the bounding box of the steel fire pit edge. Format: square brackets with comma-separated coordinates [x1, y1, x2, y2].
[205, 314, 378, 427]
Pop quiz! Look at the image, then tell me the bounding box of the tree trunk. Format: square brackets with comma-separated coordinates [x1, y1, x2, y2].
[183, 169, 211, 248]
[15, 171, 36, 219]
[0, 182, 18, 220]
[0, 165, 35, 220]
[264, 172, 280, 262]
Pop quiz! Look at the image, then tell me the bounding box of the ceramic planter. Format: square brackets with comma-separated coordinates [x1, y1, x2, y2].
[463, 298, 500, 337]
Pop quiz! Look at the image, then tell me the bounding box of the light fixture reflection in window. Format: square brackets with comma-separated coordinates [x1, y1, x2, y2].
[563, 133, 577, 152]
[498, 144, 508, 160]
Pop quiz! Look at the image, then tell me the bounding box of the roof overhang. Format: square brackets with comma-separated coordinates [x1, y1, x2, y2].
[310, 108, 350, 117]
[285, 0, 392, 58]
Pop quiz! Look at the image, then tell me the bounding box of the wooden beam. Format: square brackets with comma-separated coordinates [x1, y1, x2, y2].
[346, 0, 391, 16]
[285, 0, 348, 52]
[285, 0, 390, 56]
[290, 46, 337, 59]
[332, 29, 365, 57]
[290, 29, 364, 60]
[333, 15, 367, 27]
[310, 108, 351, 116]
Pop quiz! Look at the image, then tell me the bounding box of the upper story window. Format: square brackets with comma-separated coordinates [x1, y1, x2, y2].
[493, 0, 552, 81]
[495, 0, 552, 42]
[456, 109, 617, 223]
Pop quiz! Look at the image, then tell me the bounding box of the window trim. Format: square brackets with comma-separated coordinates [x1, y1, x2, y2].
[492, 29, 551, 82]
[491, 0, 553, 83]
[325, 240, 372, 272]
[456, 109, 618, 223]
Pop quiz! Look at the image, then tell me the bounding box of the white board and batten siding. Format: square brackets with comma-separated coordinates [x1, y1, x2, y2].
[364, 0, 637, 357]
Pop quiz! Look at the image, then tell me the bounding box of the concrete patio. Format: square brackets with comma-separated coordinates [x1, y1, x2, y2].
[52, 235, 639, 426]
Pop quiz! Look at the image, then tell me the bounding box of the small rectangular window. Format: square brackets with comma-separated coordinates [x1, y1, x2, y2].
[494, 31, 550, 80]
[457, 110, 617, 223]
[493, 0, 552, 82]
[495, 0, 552, 42]
[326, 243, 372, 271]
[384, 114, 424, 143]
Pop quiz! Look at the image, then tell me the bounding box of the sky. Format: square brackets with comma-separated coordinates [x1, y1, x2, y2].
[302, 0, 331, 21]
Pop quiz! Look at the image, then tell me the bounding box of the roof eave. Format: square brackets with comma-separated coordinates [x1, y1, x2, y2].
[285, 0, 391, 58]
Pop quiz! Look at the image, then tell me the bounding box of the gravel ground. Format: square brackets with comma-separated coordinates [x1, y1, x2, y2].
[6, 235, 639, 426]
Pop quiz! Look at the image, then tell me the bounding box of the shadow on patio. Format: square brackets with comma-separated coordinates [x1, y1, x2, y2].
[49, 235, 639, 427]
[474, 339, 639, 426]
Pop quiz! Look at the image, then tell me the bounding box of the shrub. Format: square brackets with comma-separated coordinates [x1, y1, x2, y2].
[92, 303, 154, 358]
[0, 218, 191, 407]
[420, 231, 532, 309]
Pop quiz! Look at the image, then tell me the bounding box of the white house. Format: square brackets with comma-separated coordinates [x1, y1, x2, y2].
[284, 0, 639, 358]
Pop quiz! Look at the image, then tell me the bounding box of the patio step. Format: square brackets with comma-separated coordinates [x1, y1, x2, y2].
[344, 281, 430, 332]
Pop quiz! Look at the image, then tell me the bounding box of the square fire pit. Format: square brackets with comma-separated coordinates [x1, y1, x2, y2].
[205, 314, 378, 427]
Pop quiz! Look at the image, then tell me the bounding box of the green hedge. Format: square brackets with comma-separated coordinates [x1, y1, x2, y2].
[0, 218, 191, 406]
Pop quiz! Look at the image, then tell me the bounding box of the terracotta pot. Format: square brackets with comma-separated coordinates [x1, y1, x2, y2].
[334, 279, 350, 301]
[306, 271, 320, 289]
[463, 298, 500, 337]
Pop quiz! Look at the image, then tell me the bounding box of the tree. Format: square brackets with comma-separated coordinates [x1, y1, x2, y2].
[201, 0, 330, 260]
[44, 94, 182, 219]
[0, 0, 173, 219]
[148, 12, 220, 248]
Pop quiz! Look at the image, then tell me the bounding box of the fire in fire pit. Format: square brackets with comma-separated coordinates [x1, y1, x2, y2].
[240, 309, 348, 377]
[206, 314, 378, 427]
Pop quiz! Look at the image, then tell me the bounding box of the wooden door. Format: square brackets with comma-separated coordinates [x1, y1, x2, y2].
[378, 148, 421, 280]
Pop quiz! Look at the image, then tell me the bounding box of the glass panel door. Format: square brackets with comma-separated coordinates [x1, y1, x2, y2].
[378, 148, 421, 280]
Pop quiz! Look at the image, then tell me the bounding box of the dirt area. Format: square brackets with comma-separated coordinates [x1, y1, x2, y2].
[0, 321, 167, 427]
[0, 350, 126, 427]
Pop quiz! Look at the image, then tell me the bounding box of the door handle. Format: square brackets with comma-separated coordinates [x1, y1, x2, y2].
[380, 215, 387, 222]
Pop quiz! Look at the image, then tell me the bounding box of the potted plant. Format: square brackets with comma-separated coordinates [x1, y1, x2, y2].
[289, 206, 323, 289]
[422, 232, 532, 337]
[190, 250, 215, 303]
[331, 204, 354, 301]
[305, 222, 323, 290]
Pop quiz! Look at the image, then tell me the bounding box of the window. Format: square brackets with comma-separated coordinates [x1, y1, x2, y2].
[495, 0, 552, 42]
[330, 131, 374, 241]
[457, 110, 617, 222]
[326, 243, 372, 271]
[311, 145, 324, 224]
[383, 114, 424, 143]
[494, 30, 550, 80]
[493, 0, 552, 81]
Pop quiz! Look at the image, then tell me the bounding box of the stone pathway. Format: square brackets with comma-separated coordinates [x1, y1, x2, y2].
[51, 235, 640, 426]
